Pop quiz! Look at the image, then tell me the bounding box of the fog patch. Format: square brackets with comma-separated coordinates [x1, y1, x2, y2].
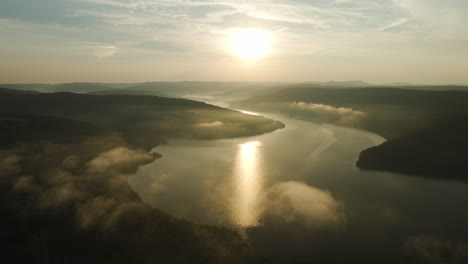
[0, 138, 159, 230]
[196, 120, 224, 128]
[264, 181, 345, 228]
[39, 182, 86, 209]
[62, 155, 80, 170]
[87, 147, 155, 173]
[403, 236, 468, 264]
[13, 175, 40, 193]
[77, 197, 119, 229]
[290, 102, 366, 125]
[0, 154, 22, 175]
[187, 109, 285, 140]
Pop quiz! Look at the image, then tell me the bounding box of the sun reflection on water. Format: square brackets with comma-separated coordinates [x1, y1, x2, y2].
[231, 141, 263, 235]
[240, 110, 260, 116]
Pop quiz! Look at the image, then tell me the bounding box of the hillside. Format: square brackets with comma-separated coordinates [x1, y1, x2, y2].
[0, 117, 260, 263]
[233, 86, 468, 181]
[87, 89, 170, 97]
[0, 87, 41, 95]
[0, 89, 284, 263]
[0, 91, 284, 148]
[356, 117, 468, 180]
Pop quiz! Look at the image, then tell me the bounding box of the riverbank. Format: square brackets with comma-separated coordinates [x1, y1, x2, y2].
[0, 89, 285, 263]
[230, 87, 468, 181]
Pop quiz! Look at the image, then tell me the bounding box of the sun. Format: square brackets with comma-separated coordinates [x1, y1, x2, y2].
[230, 29, 271, 59]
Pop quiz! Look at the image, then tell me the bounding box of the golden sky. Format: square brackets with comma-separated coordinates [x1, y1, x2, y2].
[1, 0, 467, 84]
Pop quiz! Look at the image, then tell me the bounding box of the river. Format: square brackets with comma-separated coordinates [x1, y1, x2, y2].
[130, 108, 468, 263]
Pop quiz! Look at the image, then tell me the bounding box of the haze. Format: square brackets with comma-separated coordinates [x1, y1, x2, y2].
[1, 0, 468, 84]
[3, 1, 468, 263]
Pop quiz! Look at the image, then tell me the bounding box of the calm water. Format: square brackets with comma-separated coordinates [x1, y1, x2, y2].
[130, 110, 468, 263]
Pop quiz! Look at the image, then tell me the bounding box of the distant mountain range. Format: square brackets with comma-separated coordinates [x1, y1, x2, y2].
[2, 81, 467, 97]
[0, 82, 283, 95]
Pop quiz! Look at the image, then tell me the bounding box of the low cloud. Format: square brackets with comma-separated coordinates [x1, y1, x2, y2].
[87, 147, 155, 173]
[264, 181, 346, 228]
[196, 120, 224, 128]
[289, 102, 366, 125]
[0, 154, 22, 175]
[252, 101, 366, 126]
[403, 236, 468, 264]
[0, 134, 256, 262]
[0, 137, 157, 230]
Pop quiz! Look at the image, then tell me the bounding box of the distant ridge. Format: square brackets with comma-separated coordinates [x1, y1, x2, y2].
[0, 87, 40, 94]
[2, 82, 468, 96]
[87, 89, 170, 97]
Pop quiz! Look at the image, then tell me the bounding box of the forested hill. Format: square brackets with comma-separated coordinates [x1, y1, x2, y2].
[233, 86, 468, 181]
[238, 87, 468, 113]
[0, 90, 284, 148]
[0, 88, 284, 263]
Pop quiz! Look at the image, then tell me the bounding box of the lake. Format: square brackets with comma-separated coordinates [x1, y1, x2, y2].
[130, 110, 468, 263]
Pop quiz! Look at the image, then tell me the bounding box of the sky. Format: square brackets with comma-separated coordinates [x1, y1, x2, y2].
[0, 0, 467, 84]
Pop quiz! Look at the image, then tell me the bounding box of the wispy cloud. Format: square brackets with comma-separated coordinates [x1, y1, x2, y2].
[1, 0, 468, 83]
[94, 46, 119, 58]
[376, 17, 411, 31]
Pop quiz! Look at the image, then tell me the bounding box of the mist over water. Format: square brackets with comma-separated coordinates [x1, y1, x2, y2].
[130, 111, 468, 263]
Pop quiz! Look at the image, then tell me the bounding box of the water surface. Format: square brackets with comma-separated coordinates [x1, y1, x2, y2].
[130, 111, 468, 263]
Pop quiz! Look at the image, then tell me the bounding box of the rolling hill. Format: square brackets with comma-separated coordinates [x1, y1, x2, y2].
[233, 85, 468, 181]
[0, 89, 284, 263]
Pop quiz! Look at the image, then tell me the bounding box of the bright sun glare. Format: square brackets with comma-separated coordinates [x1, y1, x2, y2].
[230, 29, 271, 59]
